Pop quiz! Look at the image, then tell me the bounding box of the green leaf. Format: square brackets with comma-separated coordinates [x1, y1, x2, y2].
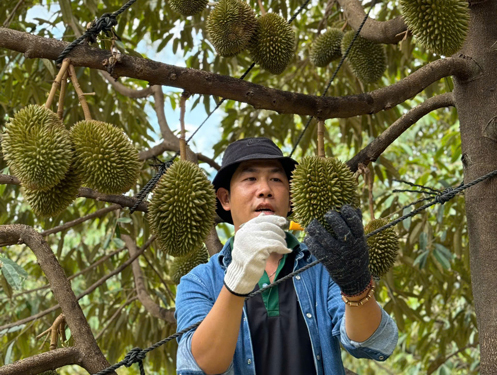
[0, 257, 28, 290]
[4, 341, 14, 365]
[413, 250, 429, 269]
[113, 238, 126, 248]
[117, 217, 133, 224]
[433, 244, 452, 270]
[419, 232, 428, 251]
[403, 206, 413, 230]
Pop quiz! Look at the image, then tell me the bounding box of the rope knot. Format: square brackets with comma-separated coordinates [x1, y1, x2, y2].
[436, 187, 457, 205]
[123, 347, 146, 367]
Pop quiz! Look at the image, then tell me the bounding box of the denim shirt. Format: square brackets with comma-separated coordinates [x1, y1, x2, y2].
[175, 235, 398, 375]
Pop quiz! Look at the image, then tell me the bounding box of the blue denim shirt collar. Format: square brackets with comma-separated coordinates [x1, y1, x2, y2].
[217, 231, 311, 270]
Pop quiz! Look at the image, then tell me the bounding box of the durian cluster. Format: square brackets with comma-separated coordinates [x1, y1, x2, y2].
[364, 218, 400, 277]
[290, 156, 360, 230]
[1, 105, 140, 217]
[399, 0, 469, 56]
[171, 0, 296, 74]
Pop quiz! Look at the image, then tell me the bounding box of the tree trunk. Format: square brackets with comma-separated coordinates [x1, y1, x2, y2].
[453, 1, 497, 373]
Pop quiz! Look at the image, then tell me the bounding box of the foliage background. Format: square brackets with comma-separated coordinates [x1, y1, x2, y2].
[0, 0, 479, 373]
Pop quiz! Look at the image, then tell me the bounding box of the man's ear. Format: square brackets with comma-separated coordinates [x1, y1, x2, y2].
[217, 188, 231, 211]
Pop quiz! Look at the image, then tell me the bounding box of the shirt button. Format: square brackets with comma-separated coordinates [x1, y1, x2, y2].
[379, 356, 384, 360]
[262, 283, 268, 288]
[296, 275, 301, 280]
[306, 313, 312, 318]
[247, 359, 252, 365]
[316, 355, 321, 360]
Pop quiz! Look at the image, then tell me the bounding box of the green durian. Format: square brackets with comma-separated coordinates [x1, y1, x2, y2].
[365, 218, 399, 277]
[249, 13, 295, 75]
[169, 0, 208, 16]
[291, 156, 360, 229]
[207, 0, 256, 57]
[170, 244, 209, 284]
[310, 28, 344, 67]
[148, 160, 217, 257]
[70, 120, 141, 195]
[22, 166, 82, 217]
[341, 31, 386, 84]
[399, 0, 469, 56]
[1, 105, 72, 191]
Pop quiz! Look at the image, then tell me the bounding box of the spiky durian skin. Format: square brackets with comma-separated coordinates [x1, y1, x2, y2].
[341, 31, 386, 84]
[207, 0, 256, 57]
[170, 245, 209, 284]
[22, 166, 82, 217]
[1, 105, 72, 191]
[310, 28, 344, 67]
[169, 0, 208, 16]
[365, 219, 399, 277]
[70, 120, 140, 195]
[291, 156, 360, 229]
[399, 0, 469, 56]
[148, 160, 217, 257]
[249, 13, 295, 75]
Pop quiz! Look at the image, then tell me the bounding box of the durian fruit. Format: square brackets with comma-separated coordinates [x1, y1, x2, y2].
[148, 160, 217, 257]
[364, 218, 399, 277]
[170, 244, 209, 284]
[169, 0, 208, 16]
[1, 105, 72, 191]
[291, 156, 360, 229]
[341, 31, 386, 84]
[249, 13, 295, 75]
[70, 120, 141, 195]
[399, 0, 469, 56]
[207, 0, 257, 57]
[310, 28, 344, 67]
[22, 166, 82, 217]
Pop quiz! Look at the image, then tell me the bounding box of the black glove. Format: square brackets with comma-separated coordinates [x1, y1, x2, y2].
[304, 204, 371, 296]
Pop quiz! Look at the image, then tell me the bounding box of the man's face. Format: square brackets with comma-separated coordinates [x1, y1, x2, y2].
[216, 159, 292, 231]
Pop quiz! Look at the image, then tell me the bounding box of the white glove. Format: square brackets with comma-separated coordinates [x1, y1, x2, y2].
[224, 214, 292, 296]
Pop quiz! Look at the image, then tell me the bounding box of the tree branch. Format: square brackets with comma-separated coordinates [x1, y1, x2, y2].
[41, 204, 121, 236]
[347, 92, 455, 172]
[0, 29, 479, 119]
[0, 347, 82, 375]
[0, 236, 155, 332]
[6, 246, 126, 300]
[0, 225, 111, 374]
[0, 175, 148, 213]
[123, 234, 176, 324]
[205, 225, 223, 256]
[337, 0, 407, 44]
[347, 92, 456, 172]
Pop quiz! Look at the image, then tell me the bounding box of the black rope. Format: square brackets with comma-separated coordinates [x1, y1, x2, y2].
[129, 0, 312, 213]
[93, 167, 497, 375]
[289, 0, 377, 158]
[393, 178, 441, 194]
[55, 0, 139, 65]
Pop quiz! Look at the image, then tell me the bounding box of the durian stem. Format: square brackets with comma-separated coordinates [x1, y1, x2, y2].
[68, 64, 92, 121]
[257, 0, 266, 16]
[56, 71, 68, 120]
[179, 91, 190, 161]
[45, 58, 70, 110]
[317, 120, 325, 158]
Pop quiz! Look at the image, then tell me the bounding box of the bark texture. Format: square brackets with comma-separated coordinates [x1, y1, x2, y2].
[453, 2, 497, 373]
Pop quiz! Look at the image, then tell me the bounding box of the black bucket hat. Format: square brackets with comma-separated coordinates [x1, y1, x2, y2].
[212, 137, 298, 224]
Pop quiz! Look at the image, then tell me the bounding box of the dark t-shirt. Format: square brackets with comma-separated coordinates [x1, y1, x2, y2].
[245, 248, 317, 375]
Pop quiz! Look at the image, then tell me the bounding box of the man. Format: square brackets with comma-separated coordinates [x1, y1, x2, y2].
[175, 137, 398, 375]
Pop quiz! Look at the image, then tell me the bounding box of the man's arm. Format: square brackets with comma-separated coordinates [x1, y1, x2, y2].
[344, 291, 382, 341]
[191, 287, 245, 375]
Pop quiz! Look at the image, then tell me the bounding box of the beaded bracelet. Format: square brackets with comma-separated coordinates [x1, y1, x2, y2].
[341, 284, 376, 307]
